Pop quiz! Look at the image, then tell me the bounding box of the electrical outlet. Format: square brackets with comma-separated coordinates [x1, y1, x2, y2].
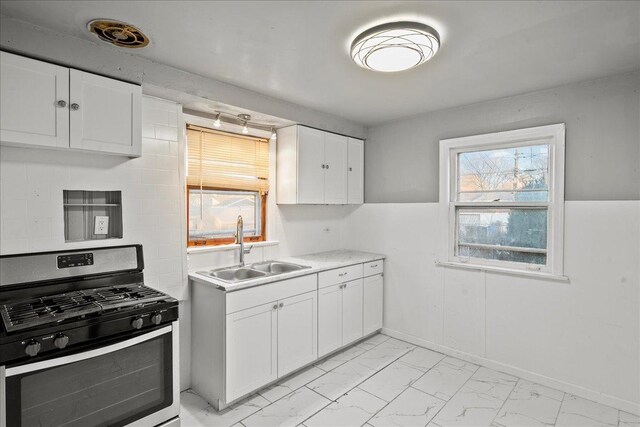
[94, 216, 109, 235]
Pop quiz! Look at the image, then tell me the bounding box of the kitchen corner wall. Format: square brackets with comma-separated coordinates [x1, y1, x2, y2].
[351, 71, 640, 414]
[0, 96, 187, 299]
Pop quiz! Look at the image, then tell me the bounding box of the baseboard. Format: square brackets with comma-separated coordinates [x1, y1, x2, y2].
[381, 328, 640, 416]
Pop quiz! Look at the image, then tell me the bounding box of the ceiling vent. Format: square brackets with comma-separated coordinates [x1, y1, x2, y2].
[88, 19, 150, 48]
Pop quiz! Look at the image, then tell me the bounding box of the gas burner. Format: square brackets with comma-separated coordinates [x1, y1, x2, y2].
[0, 284, 168, 333]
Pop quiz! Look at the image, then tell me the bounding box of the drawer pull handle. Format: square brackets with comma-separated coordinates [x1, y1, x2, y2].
[370, 264, 378, 268]
[338, 272, 347, 277]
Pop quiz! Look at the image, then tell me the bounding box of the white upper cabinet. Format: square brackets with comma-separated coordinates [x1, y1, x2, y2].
[297, 126, 326, 204]
[69, 70, 141, 156]
[0, 52, 141, 157]
[276, 125, 363, 205]
[348, 138, 364, 204]
[324, 132, 348, 204]
[0, 51, 69, 148]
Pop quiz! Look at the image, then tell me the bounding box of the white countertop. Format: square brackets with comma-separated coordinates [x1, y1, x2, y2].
[188, 249, 385, 292]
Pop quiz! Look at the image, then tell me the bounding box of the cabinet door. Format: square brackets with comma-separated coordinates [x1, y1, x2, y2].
[297, 126, 325, 204]
[347, 138, 364, 204]
[69, 69, 141, 157]
[0, 51, 69, 148]
[341, 279, 364, 345]
[226, 302, 278, 402]
[277, 291, 318, 377]
[318, 284, 342, 357]
[363, 274, 383, 335]
[323, 133, 348, 204]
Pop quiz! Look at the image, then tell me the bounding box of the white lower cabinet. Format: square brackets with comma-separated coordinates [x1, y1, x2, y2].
[318, 284, 343, 356]
[363, 274, 384, 335]
[226, 302, 278, 402]
[342, 279, 364, 344]
[190, 258, 383, 410]
[318, 278, 364, 358]
[277, 291, 318, 377]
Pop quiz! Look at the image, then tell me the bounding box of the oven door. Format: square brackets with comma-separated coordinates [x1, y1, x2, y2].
[1, 322, 179, 427]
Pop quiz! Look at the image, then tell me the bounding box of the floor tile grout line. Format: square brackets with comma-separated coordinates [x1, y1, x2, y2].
[305, 345, 417, 424]
[296, 385, 335, 426]
[550, 389, 567, 427]
[488, 374, 521, 427]
[359, 350, 447, 426]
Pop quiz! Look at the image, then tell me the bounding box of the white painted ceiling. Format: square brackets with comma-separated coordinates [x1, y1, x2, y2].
[1, 1, 639, 125]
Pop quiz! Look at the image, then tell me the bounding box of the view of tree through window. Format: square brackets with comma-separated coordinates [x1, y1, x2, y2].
[456, 144, 550, 265]
[189, 189, 260, 240]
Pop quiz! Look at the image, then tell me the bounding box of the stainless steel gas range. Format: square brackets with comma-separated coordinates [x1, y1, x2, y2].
[0, 245, 180, 427]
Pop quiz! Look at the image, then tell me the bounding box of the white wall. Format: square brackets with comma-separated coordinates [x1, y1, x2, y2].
[345, 201, 640, 413]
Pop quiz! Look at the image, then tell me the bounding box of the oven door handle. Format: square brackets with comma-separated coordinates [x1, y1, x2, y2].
[5, 325, 172, 377]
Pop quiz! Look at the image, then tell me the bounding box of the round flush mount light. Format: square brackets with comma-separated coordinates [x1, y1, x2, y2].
[88, 19, 150, 48]
[351, 21, 440, 72]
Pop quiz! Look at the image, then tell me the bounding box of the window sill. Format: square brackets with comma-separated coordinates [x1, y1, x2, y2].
[435, 260, 569, 282]
[187, 240, 279, 254]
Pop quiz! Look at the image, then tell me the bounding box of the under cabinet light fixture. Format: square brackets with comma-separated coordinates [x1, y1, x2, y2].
[351, 21, 440, 72]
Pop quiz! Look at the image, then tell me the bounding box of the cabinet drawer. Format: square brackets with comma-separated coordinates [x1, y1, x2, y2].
[226, 274, 317, 314]
[363, 260, 383, 277]
[318, 264, 363, 288]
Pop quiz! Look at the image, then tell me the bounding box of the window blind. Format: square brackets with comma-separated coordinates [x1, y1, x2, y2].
[186, 125, 269, 194]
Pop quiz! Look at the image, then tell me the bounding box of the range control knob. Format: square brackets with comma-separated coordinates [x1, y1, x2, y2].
[131, 317, 144, 330]
[25, 340, 41, 357]
[54, 333, 69, 349]
[150, 313, 162, 325]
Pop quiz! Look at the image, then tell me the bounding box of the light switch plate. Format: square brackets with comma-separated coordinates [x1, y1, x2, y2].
[94, 216, 109, 235]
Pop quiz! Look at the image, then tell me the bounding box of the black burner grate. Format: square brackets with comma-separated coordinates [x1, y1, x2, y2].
[0, 284, 169, 332]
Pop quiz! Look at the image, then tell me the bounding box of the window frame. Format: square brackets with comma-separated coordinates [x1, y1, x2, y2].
[186, 185, 267, 247]
[439, 123, 565, 277]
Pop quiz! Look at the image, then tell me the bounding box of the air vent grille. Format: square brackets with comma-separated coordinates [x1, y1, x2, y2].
[88, 19, 149, 48]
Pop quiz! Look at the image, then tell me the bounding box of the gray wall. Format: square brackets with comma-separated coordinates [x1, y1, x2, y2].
[365, 71, 640, 202]
[0, 15, 365, 139]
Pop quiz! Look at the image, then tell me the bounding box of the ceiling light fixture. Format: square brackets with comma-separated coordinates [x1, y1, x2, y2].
[351, 21, 440, 72]
[213, 113, 221, 128]
[238, 114, 251, 134]
[270, 128, 277, 141]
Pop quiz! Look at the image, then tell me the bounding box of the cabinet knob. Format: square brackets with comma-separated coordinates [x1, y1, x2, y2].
[70, 103, 80, 111]
[326, 164, 329, 169]
[279, 302, 284, 308]
[57, 100, 67, 108]
[273, 304, 278, 310]
[349, 167, 353, 172]
[321, 164, 325, 169]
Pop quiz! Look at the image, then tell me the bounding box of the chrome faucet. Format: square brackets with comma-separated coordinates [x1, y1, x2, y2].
[235, 215, 251, 266]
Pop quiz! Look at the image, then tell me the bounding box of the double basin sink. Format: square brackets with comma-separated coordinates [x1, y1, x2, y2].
[197, 261, 311, 283]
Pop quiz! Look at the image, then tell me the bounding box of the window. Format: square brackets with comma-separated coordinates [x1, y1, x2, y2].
[186, 125, 269, 246]
[439, 124, 565, 276]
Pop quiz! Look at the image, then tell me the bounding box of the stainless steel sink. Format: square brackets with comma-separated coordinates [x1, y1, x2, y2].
[204, 267, 266, 282]
[251, 261, 309, 274]
[197, 261, 310, 283]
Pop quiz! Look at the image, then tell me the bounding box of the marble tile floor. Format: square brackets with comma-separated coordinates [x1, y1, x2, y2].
[180, 333, 639, 427]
